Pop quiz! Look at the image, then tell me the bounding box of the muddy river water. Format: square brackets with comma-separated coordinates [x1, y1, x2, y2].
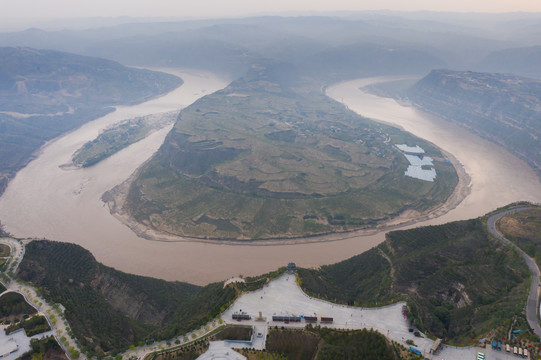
[0, 72, 539, 285]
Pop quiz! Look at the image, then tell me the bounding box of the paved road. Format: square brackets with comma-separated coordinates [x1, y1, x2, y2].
[486, 207, 541, 338]
[0, 237, 85, 360]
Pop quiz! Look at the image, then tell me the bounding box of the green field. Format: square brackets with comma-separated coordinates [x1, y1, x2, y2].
[240, 327, 398, 360]
[0, 292, 37, 321]
[126, 63, 458, 240]
[212, 325, 253, 341]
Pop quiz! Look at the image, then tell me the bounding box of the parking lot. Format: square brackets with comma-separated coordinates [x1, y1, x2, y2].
[221, 273, 529, 360]
[223, 274, 431, 348]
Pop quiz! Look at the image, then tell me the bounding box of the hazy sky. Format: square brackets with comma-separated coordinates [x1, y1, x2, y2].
[2, 0, 541, 20]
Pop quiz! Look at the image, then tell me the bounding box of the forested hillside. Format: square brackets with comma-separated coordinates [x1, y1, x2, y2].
[497, 208, 541, 267]
[298, 218, 529, 342]
[17, 241, 236, 356]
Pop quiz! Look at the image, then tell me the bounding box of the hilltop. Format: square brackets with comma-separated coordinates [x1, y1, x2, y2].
[117, 61, 458, 240]
[0, 46, 182, 195]
[9, 206, 541, 357]
[497, 208, 541, 267]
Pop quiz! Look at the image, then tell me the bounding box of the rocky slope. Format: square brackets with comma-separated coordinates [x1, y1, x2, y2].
[407, 70, 541, 175]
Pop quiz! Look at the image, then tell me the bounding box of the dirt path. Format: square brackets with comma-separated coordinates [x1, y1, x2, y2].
[378, 248, 396, 292]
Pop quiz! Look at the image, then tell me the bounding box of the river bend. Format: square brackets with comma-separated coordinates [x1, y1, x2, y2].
[0, 73, 539, 285]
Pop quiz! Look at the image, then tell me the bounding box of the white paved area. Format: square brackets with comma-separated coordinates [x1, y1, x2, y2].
[396, 144, 425, 154]
[405, 166, 437, 181]
[223, 274, 433, 352]
[196, 342, 246, 360]
[404, 154, 434, 167]
[0, 327, 54, 360]
[251, 326, 267, 350]
[221, 274, 526, 360]
[437, 345, 523, 360]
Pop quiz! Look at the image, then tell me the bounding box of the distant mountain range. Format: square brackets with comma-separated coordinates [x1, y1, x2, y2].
[407, 69, 541, 174]
[302, 43, 443, 82]
[0, 14, 535, 79]
[0, 47, 182, 195]
[478, 46, 541, 79]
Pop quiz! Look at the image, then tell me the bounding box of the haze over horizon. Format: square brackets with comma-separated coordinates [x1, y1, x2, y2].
[2, 0, 541, 25]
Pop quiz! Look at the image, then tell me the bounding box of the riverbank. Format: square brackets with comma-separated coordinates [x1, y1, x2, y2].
[102, 145, 470, 246]
[0, 73, 539, 285]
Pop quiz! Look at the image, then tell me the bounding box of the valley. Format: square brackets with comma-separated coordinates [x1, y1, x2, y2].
[1, 204, 540, 360]
[0, 72, 539, 284]
[0, 7, 540, 360]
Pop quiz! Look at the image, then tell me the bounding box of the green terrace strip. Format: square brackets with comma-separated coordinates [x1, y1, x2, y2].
[122, 60, 458, 240]
[143, 325, 226, 360]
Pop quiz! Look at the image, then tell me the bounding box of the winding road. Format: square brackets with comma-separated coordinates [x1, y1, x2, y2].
[0, 237, 84, 360]
[486, 207, 541, 338]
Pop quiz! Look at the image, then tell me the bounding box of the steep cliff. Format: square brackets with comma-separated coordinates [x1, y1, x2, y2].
[407, 70, 541, 174]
